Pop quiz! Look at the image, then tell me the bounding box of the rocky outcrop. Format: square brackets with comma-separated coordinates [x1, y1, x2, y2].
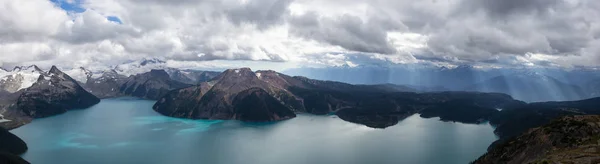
[474, 115, 600, 164]
[16, 66, 100, 118]
[154, 68, 297, 121]
[120, 69, 192, 100]
[474, 97, 600, 159]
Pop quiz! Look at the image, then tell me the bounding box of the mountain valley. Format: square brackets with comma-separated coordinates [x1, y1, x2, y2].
[1, 60, 600, 164]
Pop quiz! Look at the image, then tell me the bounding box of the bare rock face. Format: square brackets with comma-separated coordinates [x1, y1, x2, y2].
[82, 70, 127, 98]
[16, 66, 100, 118]
[165, 68, 220, 85]
[119, 69, 192, 100]
[154, 68, 296, 121]
[231, 88, 296, 121]
[152, 83, 213, 118]
[474, 115, 600, 164]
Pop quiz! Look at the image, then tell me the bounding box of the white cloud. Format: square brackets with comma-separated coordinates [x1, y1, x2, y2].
[0, 0, 599, 70]
[0, 0, 68, 42]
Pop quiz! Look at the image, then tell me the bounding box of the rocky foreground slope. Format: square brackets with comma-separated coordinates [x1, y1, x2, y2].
[474, 115, 600, 164]
[154, 68, 524, 124]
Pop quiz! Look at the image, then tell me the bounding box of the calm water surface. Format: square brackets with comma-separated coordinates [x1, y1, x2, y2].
[11, 98, 497, 164]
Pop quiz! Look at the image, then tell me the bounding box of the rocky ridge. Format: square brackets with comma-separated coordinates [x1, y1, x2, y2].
[154, 68, 525, 125]
[474, 115, 600, 164]
[16, 66, 100, 118]
[0, 66, 100, 129]
[119, 69, 192, 100]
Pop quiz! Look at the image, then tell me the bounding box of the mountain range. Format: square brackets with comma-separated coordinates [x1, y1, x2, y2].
[2, 59, 600, 163]
[285, 65, 600, 102]
[465, 72, 586, 102]
[153, 67, 525, 127]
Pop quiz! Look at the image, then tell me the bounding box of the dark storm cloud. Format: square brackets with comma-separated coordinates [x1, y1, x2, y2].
[414, 55, 458, 64]
[475, 0, 559, 17]
[226, 0, 294, 29]
[413, 0, 600, 67]
[288, 12, 399, 54]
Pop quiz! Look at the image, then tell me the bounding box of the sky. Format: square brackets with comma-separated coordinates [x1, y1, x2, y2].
[1, 0, 600, 71]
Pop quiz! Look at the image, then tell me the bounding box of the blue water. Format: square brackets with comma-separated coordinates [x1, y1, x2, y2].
[11, 98, 497, 164]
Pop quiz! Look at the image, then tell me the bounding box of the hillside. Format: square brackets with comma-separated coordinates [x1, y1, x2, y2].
[474, 115, 600, 164]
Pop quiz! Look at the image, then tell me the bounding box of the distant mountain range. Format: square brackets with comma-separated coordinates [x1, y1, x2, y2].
[42, 59, 221, 99]
[153, 67, 524, 126]
[285, 65, 600, 102]
[465, 72, 586, 102]
[3, 59, 598, 103]
[1, 60, 600, 163]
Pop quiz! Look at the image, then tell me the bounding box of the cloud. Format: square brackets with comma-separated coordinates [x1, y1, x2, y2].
[1, 0, 600, 70]
[288, 12, 400, 54]
[0, 0, 68, 43]
[226, 0, 293, 29]
[461, 0, 561, 18]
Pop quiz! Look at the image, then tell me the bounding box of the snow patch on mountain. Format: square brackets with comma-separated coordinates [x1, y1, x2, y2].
[0, 69, 8, 79]
[63, 67, 95, 83]
[0, 65, 46, 93]
[114, 58, 167, 76]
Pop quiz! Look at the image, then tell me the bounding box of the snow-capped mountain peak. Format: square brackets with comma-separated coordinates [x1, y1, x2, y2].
[113, 58, 168, 76]
[63, 67, 95, 83]
[0, 65, 47, 93]
[140, 58, 166, 66]
[12, 65, 44, 73]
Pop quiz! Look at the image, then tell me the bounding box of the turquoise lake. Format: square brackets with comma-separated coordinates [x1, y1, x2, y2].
[11, 98, 497, 164]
